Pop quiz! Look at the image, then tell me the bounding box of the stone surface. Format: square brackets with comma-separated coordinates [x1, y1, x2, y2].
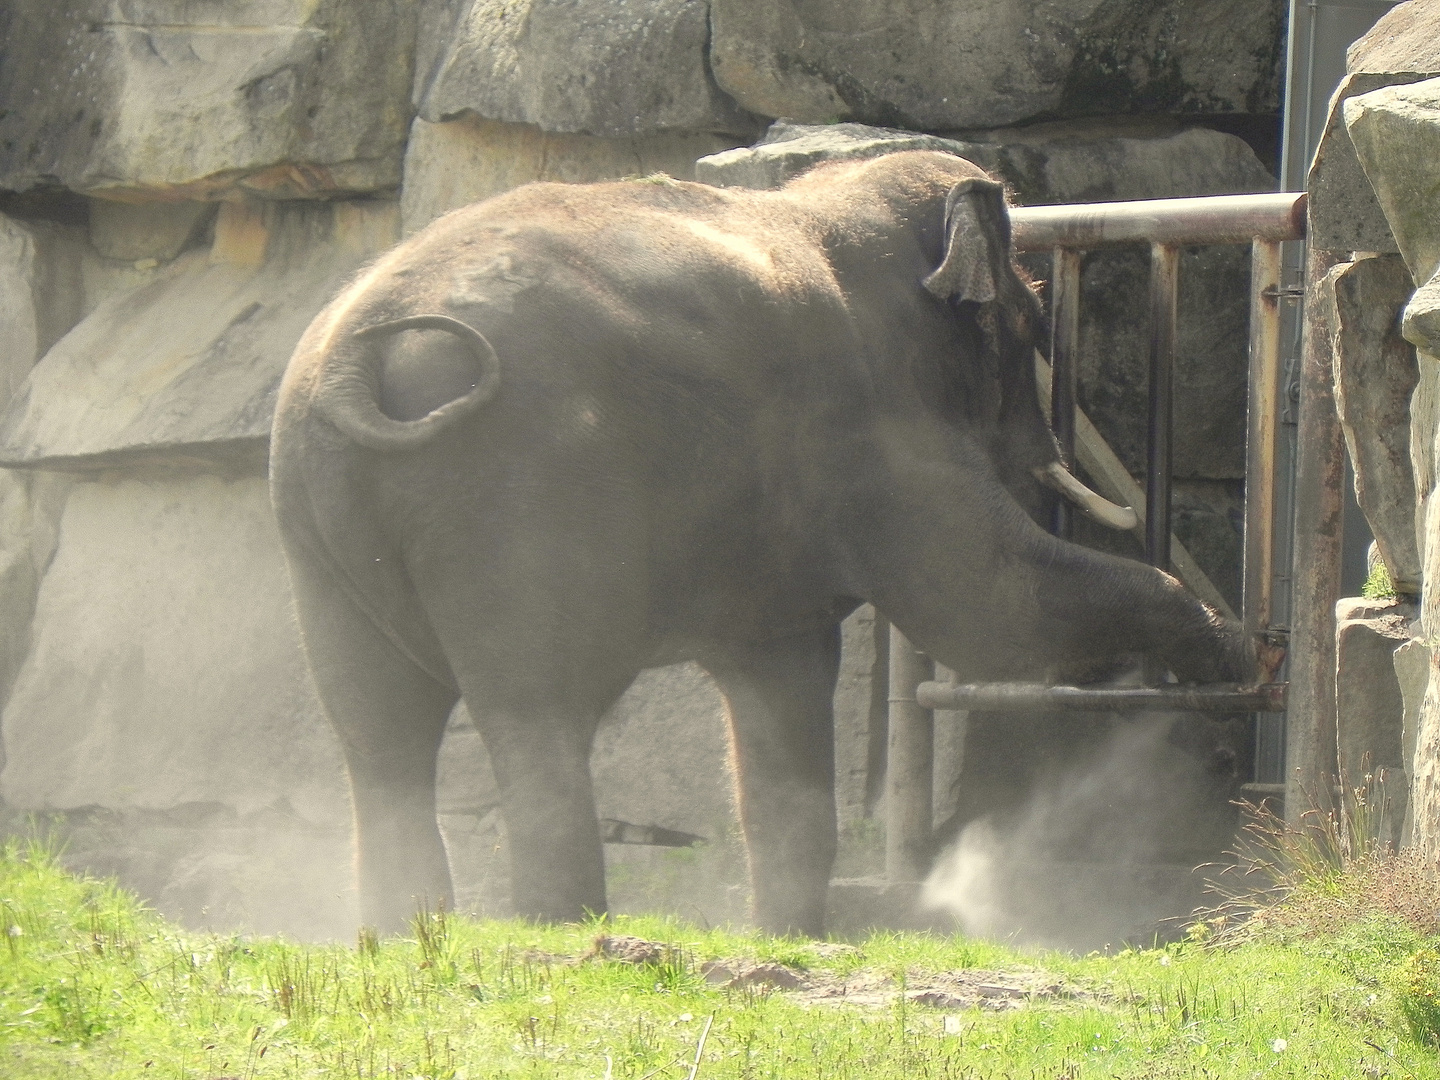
[970, 119, 1279, 206]
[1334, 603, 1411, 803]
[0, 199, 400, 469]
[414, 0, 757, 138]
[400, 115, 743, 235]
[1347, 0, 1440, 73]
[0, 215, 88, 410]
[1310, 3, 1440, 254]
[1309, 74, 1436, 254]
[89, 199, 215, 263]
[0, 474, 351, 823]
[1395, 638, 1430, 846]
[697, 119, 1274, 203]
[1347, 77, 1440, 284]
[1410, 637, 1440, 862]
[697, 123, 994, 191]
[1328, 256, 1421, 593]
[699, 119, 1275, 481]
[709, 0, 1283, 130]
[0, 1, 414, 199]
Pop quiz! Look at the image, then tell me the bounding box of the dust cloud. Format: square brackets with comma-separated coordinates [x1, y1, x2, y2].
[922, 718, 1241, 952]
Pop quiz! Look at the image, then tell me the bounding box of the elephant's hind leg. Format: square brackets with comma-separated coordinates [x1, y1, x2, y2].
[287, 560, 460, 935]
[706, 624, 842, 937]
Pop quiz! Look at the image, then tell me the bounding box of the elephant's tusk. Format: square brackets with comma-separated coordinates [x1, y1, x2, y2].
[1033, 462, 1140, 531]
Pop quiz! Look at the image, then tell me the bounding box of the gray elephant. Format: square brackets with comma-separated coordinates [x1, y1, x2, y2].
[270, 151, 1251, 937]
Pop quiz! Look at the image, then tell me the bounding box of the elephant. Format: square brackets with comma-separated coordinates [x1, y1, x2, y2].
[270, 150, 1254, 937]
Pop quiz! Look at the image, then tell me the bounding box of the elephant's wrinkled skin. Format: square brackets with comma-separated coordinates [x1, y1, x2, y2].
[271, 151, 1249, 936]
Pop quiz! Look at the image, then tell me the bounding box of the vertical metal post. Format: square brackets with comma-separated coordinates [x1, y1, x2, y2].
[1285, 244, 1344, 823]
[1050, 247, 1082, 538]
[886, 626, 933, 882]
[1146, 243, 1180, 570]
[1243, 240, 1284, 644]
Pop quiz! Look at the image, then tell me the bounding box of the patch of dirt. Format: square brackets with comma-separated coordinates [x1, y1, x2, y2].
[586, 934, 684, 966]
[587, 935, 1093, 1011]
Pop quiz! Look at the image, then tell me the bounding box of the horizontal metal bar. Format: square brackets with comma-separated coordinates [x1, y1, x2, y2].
[915, 681, 1288, 713]
[1010, 192, 1307, 252]
[1238, 782, 1286, 796]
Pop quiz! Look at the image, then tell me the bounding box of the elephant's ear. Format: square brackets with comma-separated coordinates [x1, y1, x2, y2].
[922, 176, 1011, 304]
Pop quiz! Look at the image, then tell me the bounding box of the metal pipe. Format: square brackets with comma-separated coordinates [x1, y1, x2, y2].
[1146, 243, 1179, 570]
[1049, 247, 1082, 538]
[1243, 240, 1285, 644]
[885, 627, 933, 882]
[1285, 244, 1345, 824]
[1010, 192, 1307, 253]
[916, 681, 1288, 713]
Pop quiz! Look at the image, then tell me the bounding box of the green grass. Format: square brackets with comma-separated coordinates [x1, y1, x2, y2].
[1363, 558, 1398, 601]
[2, 836, 1439, 1078]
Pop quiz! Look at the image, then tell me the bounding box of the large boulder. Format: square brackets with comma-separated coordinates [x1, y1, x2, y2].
[0, 474, 349, 823]
[1327, 256, 1421, 594]
[708, 0, 1284, 130]
[1347, 76, 1440, 581]
[0, 199, 400, 468]
[1347, 77, 1440, 289]
[1347, 0, 1440, 73]
[0, 215, 88, 409]
[414, 0, 757, 138]
[0, 1, 415, 199]
[400, 115, 744, 235]
[1342, 65, 1440, 861]
[1308, 0, 1440, 253]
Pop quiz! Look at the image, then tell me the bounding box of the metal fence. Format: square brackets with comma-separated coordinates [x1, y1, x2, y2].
[884, 191, 1308, 882]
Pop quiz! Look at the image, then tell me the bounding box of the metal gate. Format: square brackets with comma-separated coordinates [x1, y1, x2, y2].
[884, 191, 1307, 882]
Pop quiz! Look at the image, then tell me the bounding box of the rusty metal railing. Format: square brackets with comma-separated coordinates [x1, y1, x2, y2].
[883, 191, 1307, 883]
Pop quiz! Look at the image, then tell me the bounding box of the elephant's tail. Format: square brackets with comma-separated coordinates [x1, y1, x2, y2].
[312, 314, 501, 451]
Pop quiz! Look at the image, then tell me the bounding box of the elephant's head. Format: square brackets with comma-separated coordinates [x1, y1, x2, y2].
[923, 175, 1135, 531]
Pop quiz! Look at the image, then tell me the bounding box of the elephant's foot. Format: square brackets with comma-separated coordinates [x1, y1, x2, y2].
[751, 866, 830, 938]
[353, 802, 455, 936]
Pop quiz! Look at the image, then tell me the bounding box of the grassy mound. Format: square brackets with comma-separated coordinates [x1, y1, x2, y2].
[2, 833, 1439, 1078]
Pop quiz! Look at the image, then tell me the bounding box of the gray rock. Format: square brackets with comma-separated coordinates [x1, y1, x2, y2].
[1308, 73, 1437, 255]
[1394, 637, 1429, 846]
[1335, 601, 1412, 846]
[696, 123, 996, 191]
[708, 0, 1283, 130]
[1347, 0, 1440, 73]
[833, 604, 886, 826]
[414, 0, 757, 138]
[974, 119, 1278, 206]
[0, 199, 399, 469]
[1328, 256, 1421, 594]
[89, 200, 215, 263]
[400, 115, 744, 235]
[1407, 273, 1440, 360]
[1346, 77, 1440, 285]
[0, 215, 88, 410]
[0, 474, 351, 827]
[0, 1, 414, 199]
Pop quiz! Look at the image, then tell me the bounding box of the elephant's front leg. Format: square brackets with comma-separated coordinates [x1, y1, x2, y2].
[472, 712, 607, 922]
[707, 624, 842, 937]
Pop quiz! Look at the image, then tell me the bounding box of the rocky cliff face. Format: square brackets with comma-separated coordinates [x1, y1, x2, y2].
[0, 0, 1284, 939]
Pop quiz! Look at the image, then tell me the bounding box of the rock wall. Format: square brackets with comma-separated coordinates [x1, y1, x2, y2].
[1311, 0, 1440, 857]
[0, 0, 1284, 938]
